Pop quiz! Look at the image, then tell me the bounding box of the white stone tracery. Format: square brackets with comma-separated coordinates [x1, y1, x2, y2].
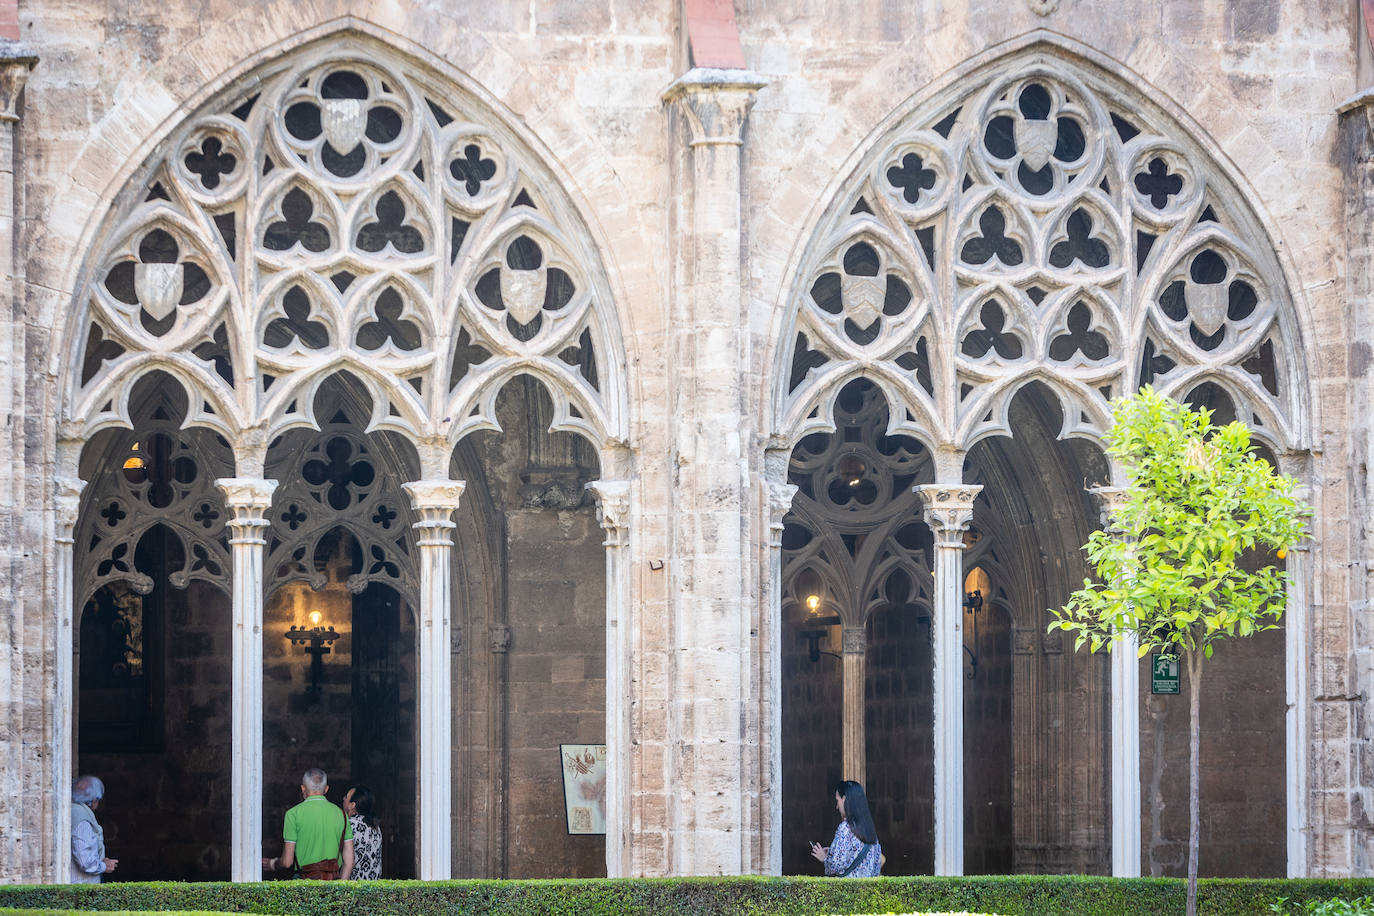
[70, 44, 623, 456]
[778, 56, 1306, 459]
[62, 38, 629, 881]
[773, 49, 1311, 877]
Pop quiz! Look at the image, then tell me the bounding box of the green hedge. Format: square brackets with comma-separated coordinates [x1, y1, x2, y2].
[4, 876, 1374, 916]
[0, 910, 276, 916]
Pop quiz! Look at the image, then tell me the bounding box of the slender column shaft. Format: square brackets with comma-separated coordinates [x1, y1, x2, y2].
[841, 626, 866, 782]
[52, 476, 84, 883]
[1092, 485, 1142, 877]
[1110, 631, 1141, 875]
[1286, 542, 1310, 876]
[216, 477, 277, 883]
[586, 481, 631, 876]
[403, 480, 465, 880]
[917, 484, 979, 877]
[762, 471, 796, 875]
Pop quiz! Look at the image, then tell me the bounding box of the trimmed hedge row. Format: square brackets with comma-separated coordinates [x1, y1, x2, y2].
[4, 876, 1374, 916]
[0, 910, 274, 916]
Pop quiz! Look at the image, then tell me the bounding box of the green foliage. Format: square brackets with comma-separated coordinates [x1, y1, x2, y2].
[1270, 897, 1374, 915]
[1050, 386, 1309, 658]
[2, 877, 1374, 916]
[0, 910, 273, 916]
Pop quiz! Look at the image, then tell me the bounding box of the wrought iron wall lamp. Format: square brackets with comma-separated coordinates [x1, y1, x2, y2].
[799, 593, 842, 662]
[286, 610, 339, 694]
[963, 588, 983, 679]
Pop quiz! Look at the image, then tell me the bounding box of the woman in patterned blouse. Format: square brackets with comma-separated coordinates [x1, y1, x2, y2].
[343, 785, 382, 880]
[809, 780, 882, 877]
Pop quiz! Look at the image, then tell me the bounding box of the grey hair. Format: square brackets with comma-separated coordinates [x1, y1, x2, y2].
[72, 775, 104, 804]
[302, 767, 327, 792]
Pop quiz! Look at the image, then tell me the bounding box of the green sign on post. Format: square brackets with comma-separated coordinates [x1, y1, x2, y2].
[1151, 653, 1180, 695]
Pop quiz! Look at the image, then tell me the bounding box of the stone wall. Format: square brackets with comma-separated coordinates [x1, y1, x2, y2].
[1140, 626, 1287, 877]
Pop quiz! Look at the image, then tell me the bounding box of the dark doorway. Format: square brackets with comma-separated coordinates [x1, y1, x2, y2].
[350, 581, 415, 878]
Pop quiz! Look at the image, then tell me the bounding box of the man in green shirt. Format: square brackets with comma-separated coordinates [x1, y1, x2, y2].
[262, 767, 354, 880]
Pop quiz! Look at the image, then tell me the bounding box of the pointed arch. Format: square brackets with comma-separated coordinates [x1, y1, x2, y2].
[771, 37, 1312, 456]
[59, 28, 629, 455]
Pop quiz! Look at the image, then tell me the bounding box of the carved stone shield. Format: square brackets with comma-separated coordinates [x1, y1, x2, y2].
[841, 273, 886, 329]
[134, 262, 182, 321]
[1185, 279, 1230, 336]
[1015, 118, 1058, 171]
[321, 99, 366, 153]
[501, 266, 546, 324]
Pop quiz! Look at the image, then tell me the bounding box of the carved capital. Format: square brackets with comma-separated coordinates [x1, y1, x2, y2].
[403, 479, 466, 524]
[765, 480, 798, 547]
[1089, 485, 1129, 534]
[663, 68, 767, 147]
[215, 477, 278, 544]
[0, 45, 37, 123]
[842, 624, 867, 656]
[489, 623, 512, 654]
[585, 479, 630, 545]
[915, 484, 981, 545]
[53, 477, 86, 540]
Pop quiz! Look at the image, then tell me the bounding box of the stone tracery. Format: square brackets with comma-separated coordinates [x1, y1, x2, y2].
[71, 46, 624, 455]
[779, 56, 1307, 456]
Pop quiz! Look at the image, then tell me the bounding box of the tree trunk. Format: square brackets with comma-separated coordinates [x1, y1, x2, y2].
[1186, 648, 1203, 916]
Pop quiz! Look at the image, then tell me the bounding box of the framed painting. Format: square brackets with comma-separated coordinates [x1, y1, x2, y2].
[559, 744, 608, 835]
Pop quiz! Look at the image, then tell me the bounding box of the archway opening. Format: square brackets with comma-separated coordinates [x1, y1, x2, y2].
[1133, 382, 1287, 877]
[260, 371, 420, 878]
[962, 380, 1110, 873]
[780, 377, 936, 875]
[456, 373, 606, 878]
[73, 371, 234, 881]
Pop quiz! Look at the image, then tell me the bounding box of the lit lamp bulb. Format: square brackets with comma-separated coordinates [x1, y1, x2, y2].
[308, 610, 322, 627]
[805, 594, 821, 614]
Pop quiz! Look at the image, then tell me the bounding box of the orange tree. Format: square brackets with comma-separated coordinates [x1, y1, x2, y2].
[1050, 386, 1309, 916]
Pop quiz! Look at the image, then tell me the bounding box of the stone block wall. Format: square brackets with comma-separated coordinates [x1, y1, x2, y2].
[505, 508, 607, 878]
[1139, 626, 1287, 877]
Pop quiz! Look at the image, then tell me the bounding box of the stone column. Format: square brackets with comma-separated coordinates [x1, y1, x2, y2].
[1091, 485, 1141, 877]
[1285, 529, 1311, 877]
[661, 67, 765, 874]
[916, 484, 980, 876]
[215, 476, 277, 883]
[1337, 89, 1374, 878]
[51, 475, 84, 883]
[586, 480, 631, 876]
[841, 625, 867, 782]
[762, 462, 796, 875]
[403, 479, 465, 879]
[0, 42, 36, 884]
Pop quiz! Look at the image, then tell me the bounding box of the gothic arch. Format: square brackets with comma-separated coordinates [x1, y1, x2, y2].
[53, 29, 633, 882]
[769, 39, 1314, 876]
[771, 40, 1312, 462]
[60, 30, 629, 458]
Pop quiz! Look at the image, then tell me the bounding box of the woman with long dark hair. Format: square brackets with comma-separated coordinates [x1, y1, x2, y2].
[342, 785, 382, 880]
[809, 780, 882, 877]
